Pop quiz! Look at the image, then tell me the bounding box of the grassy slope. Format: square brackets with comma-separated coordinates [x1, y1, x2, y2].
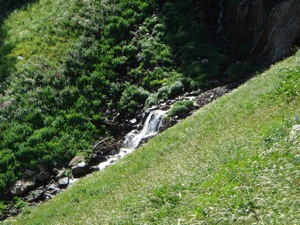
[3, 52, 300, 224]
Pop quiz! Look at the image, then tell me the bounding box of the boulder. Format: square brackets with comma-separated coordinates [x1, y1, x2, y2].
[25, 190, 45, 203]
[9, 179, 36, 196]
[89, 151, 106, 165]
[58, 177, 69, 188]
[68, 156, 86, 167]
[71, 162, 90, 178]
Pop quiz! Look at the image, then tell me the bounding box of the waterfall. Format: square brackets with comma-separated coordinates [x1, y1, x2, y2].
[217, 0, 224, 35]
[121, 109, 166, 151]
[98, 109, 167, 170]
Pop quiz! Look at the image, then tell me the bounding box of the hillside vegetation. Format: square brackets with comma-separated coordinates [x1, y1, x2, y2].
[4, 49, 300, 224]
[0, 0, 232, 199]
[1, 0, 300, 223]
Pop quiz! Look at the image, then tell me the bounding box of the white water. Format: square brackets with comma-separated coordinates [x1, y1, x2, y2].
[98, 109, 167, 170]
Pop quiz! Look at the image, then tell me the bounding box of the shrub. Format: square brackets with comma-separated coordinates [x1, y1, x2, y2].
[168, 100, 194, 118]
[146, 93, 158, 107]
[168, 81, 184, 98]
[157, 81, 185, 100]
[118, 84, 150, 113]
[157, 85, 169, 100]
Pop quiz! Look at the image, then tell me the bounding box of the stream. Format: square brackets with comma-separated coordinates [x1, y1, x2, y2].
[98, 109, 168, 170]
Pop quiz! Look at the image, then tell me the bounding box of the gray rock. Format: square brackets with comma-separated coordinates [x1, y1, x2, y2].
[68, 156, 85, 167]
[71, 162, 90, 178]
[25, 190, 45, 203]
[46, 184, 60, 195]
[233, 0, 300, 64]
[58, 177, 69, 188]
[9, 178, 36, 196]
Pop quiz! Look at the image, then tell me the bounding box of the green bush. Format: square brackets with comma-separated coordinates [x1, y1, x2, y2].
[119, 85, 150, 113]
[168, 100, 194, 118]
[168, 81, 184, 98]
[157, 85, 170, 100]
[146, 93, 158, 106]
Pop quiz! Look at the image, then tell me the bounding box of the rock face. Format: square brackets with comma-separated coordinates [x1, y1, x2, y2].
[229, 0, 300, 64]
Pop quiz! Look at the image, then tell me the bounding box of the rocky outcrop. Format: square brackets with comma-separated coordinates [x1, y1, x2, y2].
[9, 179, 36, 196]
[252, 0, 300, 63]
[229, 0, 300, 64]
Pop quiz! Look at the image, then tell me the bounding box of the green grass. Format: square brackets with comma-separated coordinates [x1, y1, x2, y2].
[3, 45, 300, 225]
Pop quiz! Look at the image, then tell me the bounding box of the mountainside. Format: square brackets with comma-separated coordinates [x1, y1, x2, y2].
[6, 43, 300, 225]
[0, 0, 299, 221]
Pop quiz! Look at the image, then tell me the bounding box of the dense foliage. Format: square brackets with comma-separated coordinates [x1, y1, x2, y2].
[0, 0, 229, 199]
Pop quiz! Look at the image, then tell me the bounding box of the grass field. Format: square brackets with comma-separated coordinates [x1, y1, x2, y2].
[4, 52, 300, 224]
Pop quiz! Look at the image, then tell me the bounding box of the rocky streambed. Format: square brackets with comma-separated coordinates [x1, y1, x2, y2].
[1, 82, 237, 220]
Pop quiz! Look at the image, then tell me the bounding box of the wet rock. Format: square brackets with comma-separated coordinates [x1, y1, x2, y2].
[68, 156, 86, 167]
[160, 103, 170, 110]
[58, 177, 69, 188]
[129, 118, 137, 124]
[46, 184, 60, 195]
[9, 179, 36, 196]
[89, 151, 106, 165]
[71, 162, 90, 178]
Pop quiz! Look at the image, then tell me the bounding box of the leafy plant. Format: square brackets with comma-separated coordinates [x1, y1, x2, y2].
[168, 100, 194, 118]
[118, 84, 150, 113]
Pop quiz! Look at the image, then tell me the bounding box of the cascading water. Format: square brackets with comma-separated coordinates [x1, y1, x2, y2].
[217, 0, 224, 35]
[121, 109, 166, 151]
[98, 109, 167, 170]
[217, 0, 228, 47]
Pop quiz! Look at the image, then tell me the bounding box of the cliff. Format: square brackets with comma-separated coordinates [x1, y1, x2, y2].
[226, 0, 300, 64]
